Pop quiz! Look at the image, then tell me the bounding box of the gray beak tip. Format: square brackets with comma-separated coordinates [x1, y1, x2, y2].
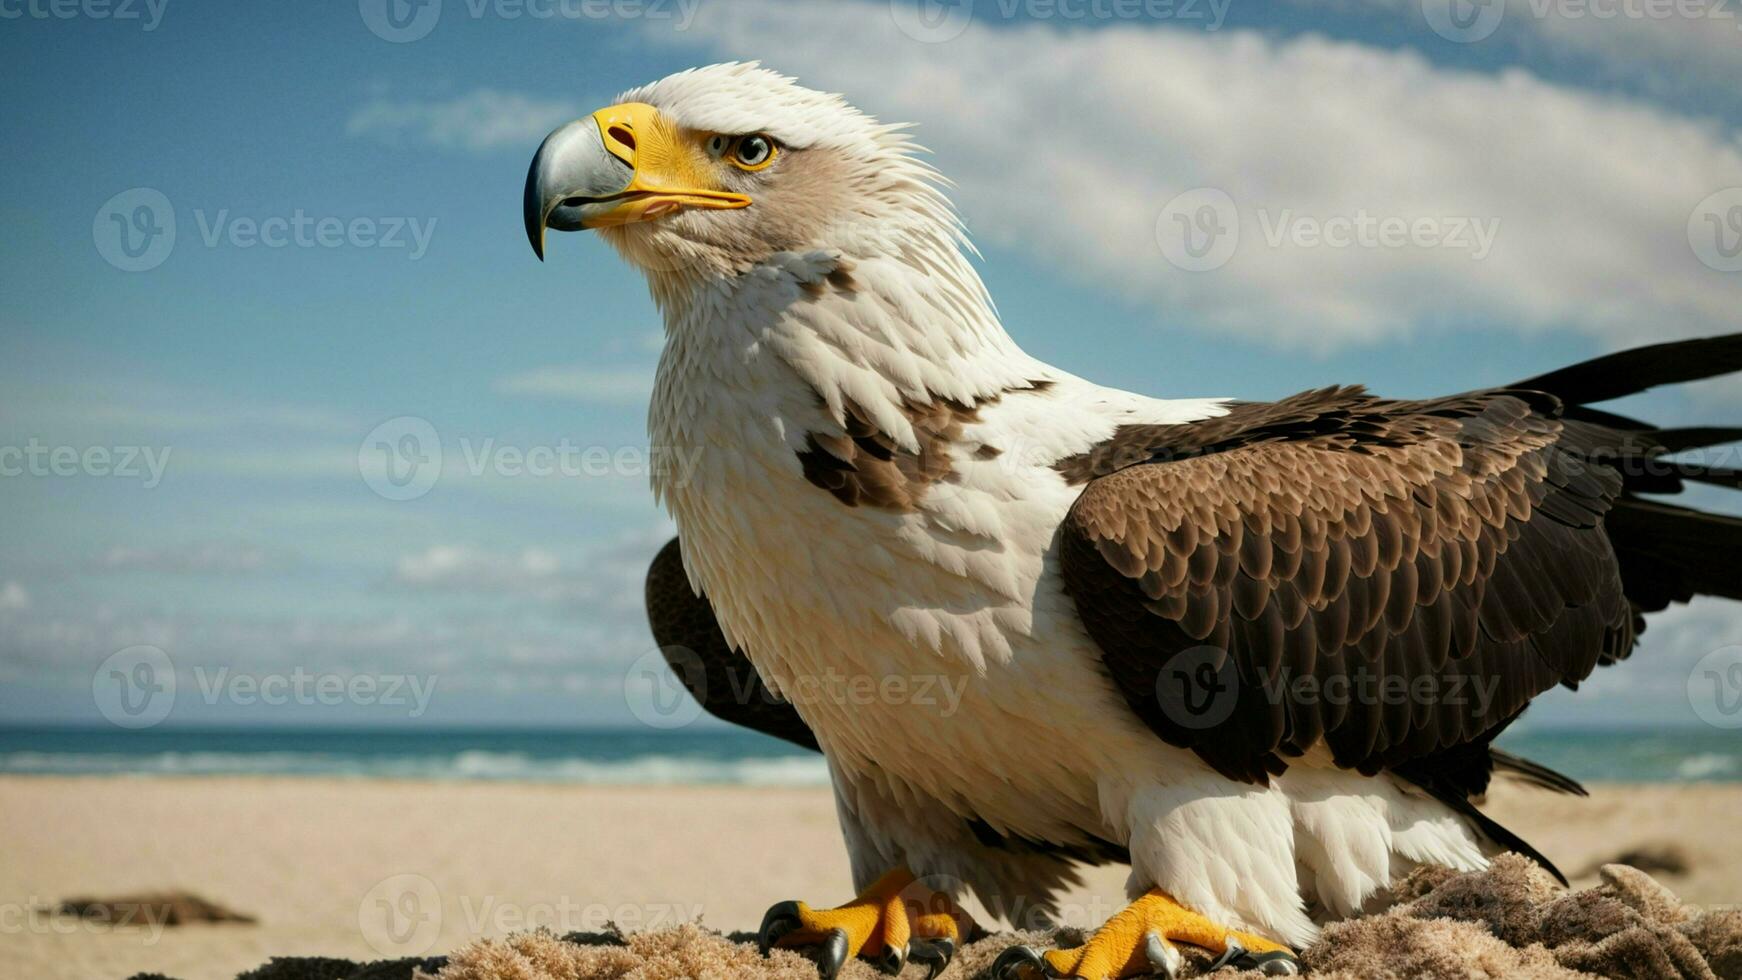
[523, 151, 549, 262]
[524, 118, 632, 261]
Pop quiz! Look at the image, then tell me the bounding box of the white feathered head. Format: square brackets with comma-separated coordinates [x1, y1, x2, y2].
[524, 63, 961, 281]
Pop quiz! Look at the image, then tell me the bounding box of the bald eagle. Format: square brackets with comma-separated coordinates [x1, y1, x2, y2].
[526, 63, 1742, 980]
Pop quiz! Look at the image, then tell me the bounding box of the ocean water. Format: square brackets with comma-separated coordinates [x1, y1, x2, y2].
[0, 727, 829, 785]
[0, 726, 1735, 785]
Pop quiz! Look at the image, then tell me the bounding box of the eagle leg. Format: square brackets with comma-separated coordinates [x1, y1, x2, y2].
[756, 866, 971, 980]
[990, 890, 1298, 980]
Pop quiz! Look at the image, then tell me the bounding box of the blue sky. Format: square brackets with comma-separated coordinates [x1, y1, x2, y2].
[1, 0, 1739, 730]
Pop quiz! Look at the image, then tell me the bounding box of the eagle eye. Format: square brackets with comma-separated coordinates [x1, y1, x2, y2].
[729, 134, 777, 170]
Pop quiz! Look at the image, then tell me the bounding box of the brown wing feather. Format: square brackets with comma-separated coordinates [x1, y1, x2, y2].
[1058, 388, 1635, 787]
[645, 537, 820, 752]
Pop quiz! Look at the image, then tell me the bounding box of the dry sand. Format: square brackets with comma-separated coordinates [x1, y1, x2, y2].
[1, 776, 1738, 980]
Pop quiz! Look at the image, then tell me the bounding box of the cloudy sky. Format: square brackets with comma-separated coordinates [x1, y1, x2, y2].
[1, 0, 1739, 729]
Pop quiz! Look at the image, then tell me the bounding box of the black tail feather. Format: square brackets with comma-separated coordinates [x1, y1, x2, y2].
[1510, 334, 1742, 611]
[1440, 791, 1570, 886]
[1513, 332, 1742, 406]
[1398, 766, 1571, 885]
[1650, 426, 1742, 453]
[1607, 499, 1742, 609]
[1490, 749, 1588, 797]
[1675, 463, 1742, 491]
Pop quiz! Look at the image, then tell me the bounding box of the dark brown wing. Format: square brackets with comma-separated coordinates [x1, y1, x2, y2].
[645, 537, 819, 752]
[1058, 386, 1636, 791]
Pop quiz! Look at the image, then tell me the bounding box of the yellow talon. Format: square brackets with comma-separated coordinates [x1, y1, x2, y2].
[994, 890, 1296, 980]
[759, 866, 973, 979]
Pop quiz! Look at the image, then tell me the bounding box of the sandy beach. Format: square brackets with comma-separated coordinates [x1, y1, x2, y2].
[2, 776, 1738, 980]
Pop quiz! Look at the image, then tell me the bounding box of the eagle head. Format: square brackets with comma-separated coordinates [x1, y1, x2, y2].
[524, 63, 953, 281]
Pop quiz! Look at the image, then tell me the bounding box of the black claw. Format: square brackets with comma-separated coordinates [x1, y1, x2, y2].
[756, 904, 850, 980]
[1207, 936, 1248, 972]
[1252, 951, 1301, 976]
[908, 937, 956, 980]
[757, 900, 803, 955]
[814, 928, 850, 980]
[877, 939, 908, 975]
[1207, 940, 1301, 977]
[991, 943, 1054, 980]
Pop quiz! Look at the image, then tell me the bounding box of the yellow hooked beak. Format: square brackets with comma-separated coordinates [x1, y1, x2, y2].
[523, 102, 751, 260]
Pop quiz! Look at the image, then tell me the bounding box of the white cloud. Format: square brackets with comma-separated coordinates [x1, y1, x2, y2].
[652, 1, 1742, 350]
[0, 532, 680, 705]
[96, 543, 278, 575]
[0, 581, 29, 611]
[494, 365, 655, 403]
[393, 544, 563, 589]
[1527, 597, 1742, 726]
[0, 380, 357, 440]
[389, 529, 670, 616]
[347, 88, 581, 152]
